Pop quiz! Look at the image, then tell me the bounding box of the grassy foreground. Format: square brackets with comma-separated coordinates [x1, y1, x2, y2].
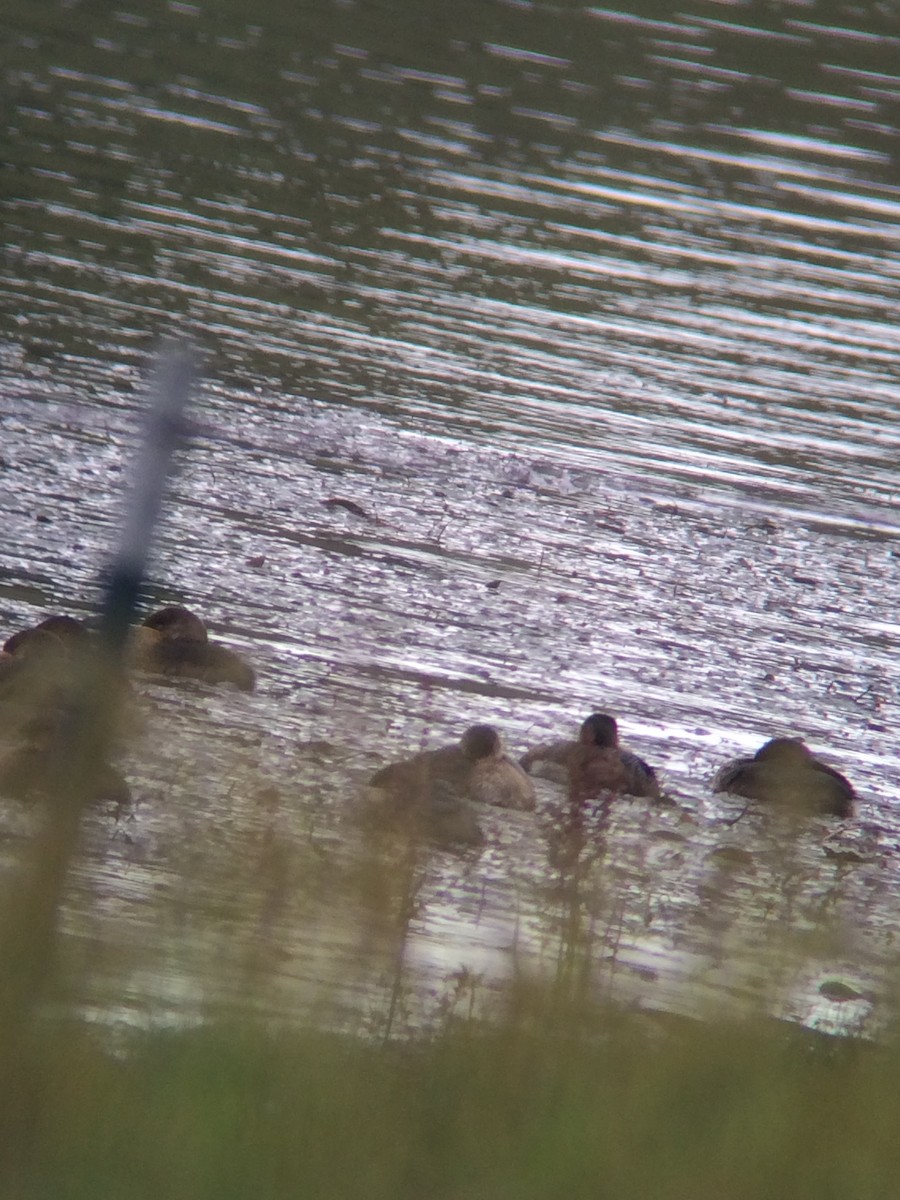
[6, 992, 900, 1200]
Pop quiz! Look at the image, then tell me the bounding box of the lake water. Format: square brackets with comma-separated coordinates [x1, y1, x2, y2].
[1, 0, 899, 1039]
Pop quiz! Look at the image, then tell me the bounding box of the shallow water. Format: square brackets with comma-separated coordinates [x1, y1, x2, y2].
[1, 0, 899, 1038]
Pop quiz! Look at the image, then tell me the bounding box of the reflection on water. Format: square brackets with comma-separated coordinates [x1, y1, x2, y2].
[1, 0, 898, 1038]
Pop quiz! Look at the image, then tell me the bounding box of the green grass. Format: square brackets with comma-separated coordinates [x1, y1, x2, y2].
[6, 990, 900, 1200]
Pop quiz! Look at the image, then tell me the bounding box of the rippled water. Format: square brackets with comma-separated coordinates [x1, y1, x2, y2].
[1, 0, 899, 1038]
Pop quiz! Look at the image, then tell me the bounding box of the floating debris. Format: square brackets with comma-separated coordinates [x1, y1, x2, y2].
[818, 980, 871, 1004]
[323, 497, 372, 520]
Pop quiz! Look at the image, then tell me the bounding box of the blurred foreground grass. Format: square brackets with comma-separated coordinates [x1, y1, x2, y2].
[7, 989, 900, 1200]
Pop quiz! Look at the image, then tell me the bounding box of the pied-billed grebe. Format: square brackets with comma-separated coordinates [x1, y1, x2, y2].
[523, 713, 660, 800]
[372, 723, 536, 812]
[0, 614, 92, 713]
[363, 770, 484, 846]
[3, 614, 89, 657]
[713, 736, 854, 818]
[131, 605, 256, 691]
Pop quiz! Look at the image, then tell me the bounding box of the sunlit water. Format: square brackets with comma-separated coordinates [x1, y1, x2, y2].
[1, 0, 898, 1038]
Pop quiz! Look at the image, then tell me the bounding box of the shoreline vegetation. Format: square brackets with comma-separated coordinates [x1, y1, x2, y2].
[2, 710, 893, 1199]
[6, 986, 900, 1200]
[1, 755, 896, 1200]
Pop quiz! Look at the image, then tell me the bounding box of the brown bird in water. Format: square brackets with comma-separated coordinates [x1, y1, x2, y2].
[523, 713, 660, 801]
[372, 723, 536, 813]
[713, 736, 854, 818]
[131, 605, 256, 691]
[2, 614, 89, 658]
[365, 723, 536, 846]
[363, 769, 485, 846]
[0, 614, 93, 714]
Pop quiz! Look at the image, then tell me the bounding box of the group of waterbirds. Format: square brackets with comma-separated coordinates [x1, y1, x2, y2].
[0, 604, 857, 842]
[365, 711, 855, 845]
[0, 606, 255, 694]
[0, 605, 253, 805]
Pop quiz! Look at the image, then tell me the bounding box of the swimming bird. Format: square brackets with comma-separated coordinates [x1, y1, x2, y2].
[371, 723, 536, 813]
[713, 737, 854, 818]
[0, 614, 92, 714]
[522, 713, 660, 800]
[2, 614, 89, 657]
[131, 605, 256, 691]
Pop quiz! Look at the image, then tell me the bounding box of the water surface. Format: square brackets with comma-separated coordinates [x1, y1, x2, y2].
[1, 0, 898, 1038]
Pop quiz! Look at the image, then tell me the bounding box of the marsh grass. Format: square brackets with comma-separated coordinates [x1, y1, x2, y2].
[7, 984, 900, 1200]
[1, 698, 889, 1199]
[5, 790, 899, 1200]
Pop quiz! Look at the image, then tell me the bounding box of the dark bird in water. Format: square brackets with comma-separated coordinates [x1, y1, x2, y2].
[371, 723, 536, 813]
[365, 723, 537, 846]
[713, 737, 854, 818]
[522, 713, 660, 801]
[364, 772, 485, 847]
[0, 614, 93, 715]
[131, 605, 256, 691]
[2, 614, 89, 657]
